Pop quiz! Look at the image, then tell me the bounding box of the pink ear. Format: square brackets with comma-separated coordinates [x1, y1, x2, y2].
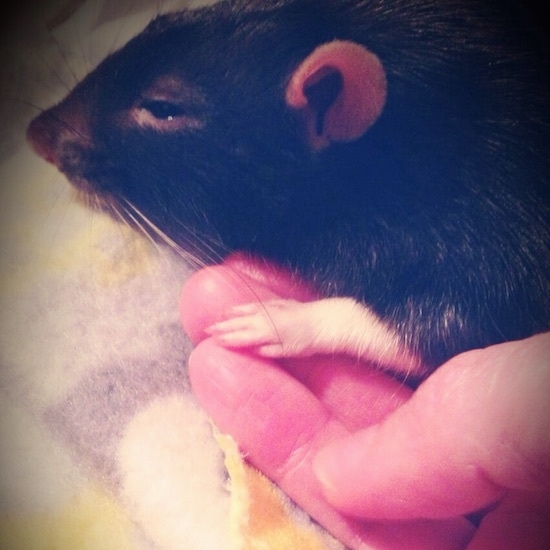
[285, 40, 387, 150]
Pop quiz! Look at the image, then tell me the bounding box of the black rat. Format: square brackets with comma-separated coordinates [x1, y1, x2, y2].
[27, 0, 550, 380]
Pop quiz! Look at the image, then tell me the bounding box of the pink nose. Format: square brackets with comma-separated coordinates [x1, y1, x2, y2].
[27, 110, 60, 164]
[26, 97, 91, 167]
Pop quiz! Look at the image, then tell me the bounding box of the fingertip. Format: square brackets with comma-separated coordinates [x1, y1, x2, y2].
[312, 443, 340, 505]
[180, 262, 277, 343]
[180, 254, 319, 344]
[180, 264, 263, 343]
[180, 266, 225, 343]
[313, 432, 373, 515]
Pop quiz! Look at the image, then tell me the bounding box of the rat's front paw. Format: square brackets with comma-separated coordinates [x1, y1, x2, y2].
[205, 297, 425, 375]
[206, 299, 318, 357]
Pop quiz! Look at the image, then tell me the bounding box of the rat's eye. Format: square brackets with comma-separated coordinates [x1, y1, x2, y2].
[140, 99, 186, 120]
[132, 76, 206, 131]
[132, 98, 204, 131]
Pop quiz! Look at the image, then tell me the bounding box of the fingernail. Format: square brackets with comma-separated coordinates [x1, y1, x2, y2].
[203, 323, 220, 335]
[231, 303, 259, 314]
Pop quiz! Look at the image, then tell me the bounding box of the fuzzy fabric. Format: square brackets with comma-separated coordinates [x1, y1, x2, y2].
[0, 1, 342, 548]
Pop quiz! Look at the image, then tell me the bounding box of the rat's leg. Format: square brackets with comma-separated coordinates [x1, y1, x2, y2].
[206, 298, 423, 374]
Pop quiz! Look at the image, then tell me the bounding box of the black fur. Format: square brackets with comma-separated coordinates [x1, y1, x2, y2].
[28, 0, 550, 369]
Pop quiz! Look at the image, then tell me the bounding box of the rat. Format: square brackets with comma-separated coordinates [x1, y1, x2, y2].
[27, 0, 550, 381]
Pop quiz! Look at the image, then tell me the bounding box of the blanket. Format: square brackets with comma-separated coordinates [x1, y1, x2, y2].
[0, 1, 342, 548]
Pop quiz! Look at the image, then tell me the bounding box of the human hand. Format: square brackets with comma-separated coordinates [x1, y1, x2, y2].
[312, 333, 550, 549]
[180, 254, 550, 549]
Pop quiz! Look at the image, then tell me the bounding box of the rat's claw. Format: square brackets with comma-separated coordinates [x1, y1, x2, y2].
[228, 303, 262, 316]
[255, 344, 286, 357]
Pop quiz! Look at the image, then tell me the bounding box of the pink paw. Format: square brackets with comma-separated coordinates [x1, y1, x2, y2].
[206, 299, 314, 357]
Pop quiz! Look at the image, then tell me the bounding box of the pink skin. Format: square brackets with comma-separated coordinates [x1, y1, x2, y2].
[180, 254, 550, 550]
[285, 40, 387, 150]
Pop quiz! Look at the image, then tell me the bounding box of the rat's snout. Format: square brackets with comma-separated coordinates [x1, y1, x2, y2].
[27, 109, 65, 164]
[26, 100, 92, 168]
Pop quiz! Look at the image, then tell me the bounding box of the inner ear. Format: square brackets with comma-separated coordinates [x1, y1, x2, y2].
[303, 68, 343, 136]
[286, 40, 387, 151]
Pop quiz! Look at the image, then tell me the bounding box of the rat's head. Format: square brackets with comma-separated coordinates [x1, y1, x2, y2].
[27, 0, 549, 265]
[27, 0, 387, 261]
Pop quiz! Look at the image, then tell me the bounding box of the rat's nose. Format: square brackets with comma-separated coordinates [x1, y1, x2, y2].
[27, 109, 63, 164]
[27, 98, 91, 166]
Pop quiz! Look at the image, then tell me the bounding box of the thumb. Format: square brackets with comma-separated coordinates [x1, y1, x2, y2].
[313, 333, 550, 520]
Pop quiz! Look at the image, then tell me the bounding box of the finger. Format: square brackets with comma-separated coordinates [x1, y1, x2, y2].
[180, 255, 412, 429]
[282, 354, 413, 430]
[180, 253, 317, 344]
[467, 490, 550, 550]
[189, 339, 475, 550]
[314, 333, 550, 520]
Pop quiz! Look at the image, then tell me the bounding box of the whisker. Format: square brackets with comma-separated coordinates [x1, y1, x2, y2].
[109, 203, 155, 259]
[107, 0, 146, 56]
[44, 177, 72, 224]
[42, 180, 74, 259]
[120, 198, 201, 267]
[118, 201, 273, 320]
[73, 20, 92, 77]
[118, 204, 165, 257]
[86, 199, 97, 278]
[8, 97, 43, 113]
[33, 104, 92, 143]
[118, 201, 270, 304]
[45, 0, 87, 32]
[51, 32, 80, 86]
[33, 49, 73, 95]
[110, 203, 135, 234]
[185, 227, 226, 264]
